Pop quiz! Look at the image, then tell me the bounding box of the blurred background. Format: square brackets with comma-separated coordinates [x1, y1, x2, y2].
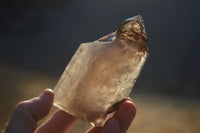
[0, 0, 200, 132]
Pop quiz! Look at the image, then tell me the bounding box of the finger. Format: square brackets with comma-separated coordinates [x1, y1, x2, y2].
[86, 126, 102, 133]
[36, 110, 78, 133]
[87, 99, 136, 133]
[5, 89, 54, 133]
[114, 99, 136, 133]
[101, 118, 120, 133]
[25, 89, 54, 121]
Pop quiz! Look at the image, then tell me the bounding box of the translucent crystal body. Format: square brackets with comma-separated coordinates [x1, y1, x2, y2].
[54, 15, 149, 126]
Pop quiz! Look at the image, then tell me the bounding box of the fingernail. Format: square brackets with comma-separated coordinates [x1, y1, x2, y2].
[40, 88, 53, 98]
[126, 97, 133, 102]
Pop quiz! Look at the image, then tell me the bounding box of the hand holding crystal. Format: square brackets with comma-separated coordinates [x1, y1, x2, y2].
[5, 89, 136, 133]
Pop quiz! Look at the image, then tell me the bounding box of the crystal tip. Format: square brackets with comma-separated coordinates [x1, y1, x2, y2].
[124, 15, 143, 22]
[116, 15, 147, 41]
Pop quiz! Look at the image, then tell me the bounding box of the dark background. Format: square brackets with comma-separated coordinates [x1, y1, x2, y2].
[1, 0, 200, 97]
[0, 0, 200, 132]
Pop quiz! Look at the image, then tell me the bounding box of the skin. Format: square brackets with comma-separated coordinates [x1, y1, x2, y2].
[4, 89, 136, 133]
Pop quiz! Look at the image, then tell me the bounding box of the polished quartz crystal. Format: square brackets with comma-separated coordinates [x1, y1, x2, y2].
[53, 15, 149, 126]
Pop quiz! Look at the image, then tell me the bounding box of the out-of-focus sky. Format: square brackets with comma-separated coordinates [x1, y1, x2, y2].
[0, 0, 200, 97]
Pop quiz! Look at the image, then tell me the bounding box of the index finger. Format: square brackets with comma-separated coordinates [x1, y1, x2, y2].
[5, 89, 54, 133]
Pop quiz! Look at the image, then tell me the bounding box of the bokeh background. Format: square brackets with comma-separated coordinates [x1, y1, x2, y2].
[1, 0, 200, 132]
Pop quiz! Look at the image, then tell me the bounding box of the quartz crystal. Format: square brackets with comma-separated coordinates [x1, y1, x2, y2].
[53, 15, 149, 126]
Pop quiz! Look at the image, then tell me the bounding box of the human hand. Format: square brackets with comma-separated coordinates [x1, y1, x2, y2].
[5, 89, 136, 133]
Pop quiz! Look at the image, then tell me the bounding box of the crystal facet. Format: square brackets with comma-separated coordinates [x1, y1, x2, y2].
[53, 15, 149, 126]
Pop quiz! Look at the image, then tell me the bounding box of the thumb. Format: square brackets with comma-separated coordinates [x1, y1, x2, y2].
[5, 89, 54, 133]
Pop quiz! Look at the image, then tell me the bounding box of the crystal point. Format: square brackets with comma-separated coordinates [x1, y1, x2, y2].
[53, 15, 149, 126]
